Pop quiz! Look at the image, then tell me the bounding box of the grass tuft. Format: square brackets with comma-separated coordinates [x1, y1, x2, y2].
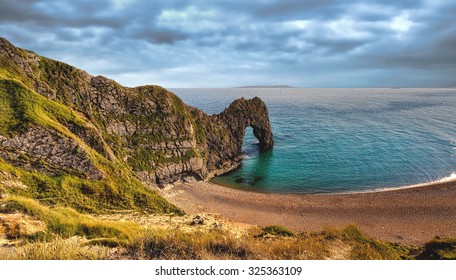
[260, 225, 295, 237]
[122, 228, 250, 260]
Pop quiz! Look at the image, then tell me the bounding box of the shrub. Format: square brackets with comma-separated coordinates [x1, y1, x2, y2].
[416, 238, 456, 260]
[261, 225, 294, 237]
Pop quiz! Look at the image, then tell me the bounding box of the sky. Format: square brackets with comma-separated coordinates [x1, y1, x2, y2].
[0, 0, 455, 88]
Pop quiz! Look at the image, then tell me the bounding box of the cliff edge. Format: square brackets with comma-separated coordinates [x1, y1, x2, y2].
[0, 37, 273, 213]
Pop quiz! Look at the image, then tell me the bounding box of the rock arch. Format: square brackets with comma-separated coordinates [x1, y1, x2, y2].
[198, 97, 274, 176]
[221, 97, 274, 152]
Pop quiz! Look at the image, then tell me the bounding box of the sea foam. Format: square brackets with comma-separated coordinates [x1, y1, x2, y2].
[438, 172, 456, 182]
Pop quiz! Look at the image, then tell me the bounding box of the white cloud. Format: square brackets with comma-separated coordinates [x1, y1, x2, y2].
[284, 20, 312, 30]
[390, 13, 414, 32]
[326, 17, 372, 39]
[157, 6, 223, 33]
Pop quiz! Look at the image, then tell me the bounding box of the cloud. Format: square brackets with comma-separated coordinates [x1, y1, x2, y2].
[0, 0, 455, 87]
[157, 6, 224, 33]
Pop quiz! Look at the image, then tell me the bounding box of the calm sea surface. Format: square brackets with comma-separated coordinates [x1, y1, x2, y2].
[171, 88, 456, 194]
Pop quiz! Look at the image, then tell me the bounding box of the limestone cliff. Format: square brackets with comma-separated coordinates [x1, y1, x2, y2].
[0, 38, 273, 212]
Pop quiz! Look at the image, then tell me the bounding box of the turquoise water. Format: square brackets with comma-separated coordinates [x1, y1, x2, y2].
[171, 88, 456, 194]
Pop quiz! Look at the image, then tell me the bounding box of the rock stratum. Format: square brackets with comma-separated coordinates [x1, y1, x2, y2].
[0, 38, 273, 213]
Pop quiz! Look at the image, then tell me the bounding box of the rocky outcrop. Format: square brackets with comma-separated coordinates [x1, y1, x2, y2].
[0, 127, 103, 180]
[0, 37, 274, 188]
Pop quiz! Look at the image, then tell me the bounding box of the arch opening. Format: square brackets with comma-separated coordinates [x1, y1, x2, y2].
[242, 126, 260, 159]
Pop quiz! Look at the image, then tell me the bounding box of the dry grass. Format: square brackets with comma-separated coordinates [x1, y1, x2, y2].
[0, 200, 452, 260]
[118, 224, 404, 260]
[1, 220, 453, 260]
[121, 227, 248, 260]
[0, 237, 110, 260]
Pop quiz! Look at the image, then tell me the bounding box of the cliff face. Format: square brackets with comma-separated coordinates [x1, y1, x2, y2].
[0, 37, 273, 204]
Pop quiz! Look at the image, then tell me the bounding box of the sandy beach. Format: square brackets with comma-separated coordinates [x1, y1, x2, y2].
[164, 180, 456, 245]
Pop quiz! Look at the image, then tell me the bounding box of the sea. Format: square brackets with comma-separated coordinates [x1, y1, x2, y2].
[171, 88, 456, 194]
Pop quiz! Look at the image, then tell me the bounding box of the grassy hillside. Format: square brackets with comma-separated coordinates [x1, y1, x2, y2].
[0, 78, 182, 215]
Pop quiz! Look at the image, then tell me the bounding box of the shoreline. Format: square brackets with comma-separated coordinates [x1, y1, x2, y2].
[349, 172, 456, 194]
[164, 178, 456, 245]
[211, 172, 456, 196]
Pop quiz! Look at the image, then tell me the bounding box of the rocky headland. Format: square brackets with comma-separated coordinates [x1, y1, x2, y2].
[0, 37, 273, 195]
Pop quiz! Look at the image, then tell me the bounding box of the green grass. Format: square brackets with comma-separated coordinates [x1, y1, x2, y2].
[37, 56, 89, 107]
[0, 158, 183, 215]
[260, 225, 295, 237]
[1, 195, 141, 240]
[0, 50, 35, 90]
[128, 147, 201, 172]
[0, 78, 86, 135]
[0, 79, 30, 134]
[316, 225, 406, 260]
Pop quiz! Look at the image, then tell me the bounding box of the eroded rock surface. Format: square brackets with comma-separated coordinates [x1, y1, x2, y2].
[0, 127, 103, 180]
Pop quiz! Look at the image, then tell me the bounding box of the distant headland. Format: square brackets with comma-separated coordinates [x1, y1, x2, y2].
[236, 85, 297, 88]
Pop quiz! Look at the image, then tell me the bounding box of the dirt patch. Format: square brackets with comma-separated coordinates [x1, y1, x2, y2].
[0, 213, 47, 246]
[97, 211, 253, 239]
